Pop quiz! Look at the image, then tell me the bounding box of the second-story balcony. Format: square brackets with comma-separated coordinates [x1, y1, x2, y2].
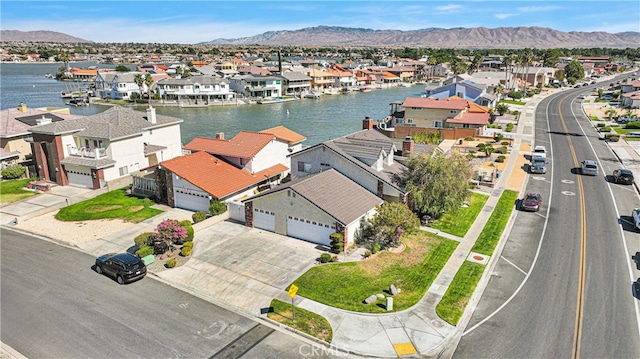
[67, 145, 107, 159]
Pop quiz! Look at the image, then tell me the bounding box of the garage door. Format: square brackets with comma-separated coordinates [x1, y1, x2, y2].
[174, 188, 210, 212]
[287, 217, 334, 246]
[66, 170, 93, 188]
[254, 209, 275, 232]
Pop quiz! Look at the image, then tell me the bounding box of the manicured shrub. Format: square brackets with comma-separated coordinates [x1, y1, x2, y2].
[1, 164, 26, 180]
[363, 250, 372, 258]
[152, 219, 187, 253]
[371, 242, 381, 254]
[182, 241, 194, 249]
[625, 121, 640, 129]
[495, 155, 506, 163]
[501, 141, 510, 146]
[177, 220, 194, 243]
[600, 127, 611, 133]
[506, 123, 514, 132]
[319, 253, 332, 263]
[165, 258, 177, 268]
[596, 122, 606, 127]
[180, 246, 192, 256]
[135, 245, 154, 258]
[134, 232, 153, 248]
[464, 136, 475, 141]
[605, 133, 620, 142]
[329, 232, 344, 254]
[209, 200, 227, 215]
[192, 211, 207, 223]
[494, 146, 508, 154]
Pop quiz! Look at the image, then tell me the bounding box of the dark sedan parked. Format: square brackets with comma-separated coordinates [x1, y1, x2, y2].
[521, 192, 542, 212]
[613, 168, 634, 185]
[95, 253, 147, 284]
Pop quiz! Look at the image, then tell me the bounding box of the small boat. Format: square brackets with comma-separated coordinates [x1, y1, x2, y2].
[45, 73, 55, 79]
[399, 83, 412, 87]
[323, 89, 340, 95]
[304, 91, 322, 99]
[257, 97, 298, 104]
[359, 85, 373, 92]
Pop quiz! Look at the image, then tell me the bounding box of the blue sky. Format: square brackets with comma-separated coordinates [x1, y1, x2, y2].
[2, 0, 639, 44]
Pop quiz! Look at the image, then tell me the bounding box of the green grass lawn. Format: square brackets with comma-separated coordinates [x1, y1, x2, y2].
[499, 99, 526, 106]
[0, 178, 39, 205]
[436, 261, 485, 325]
[470, 190, 518, 256]
[55, 188, 162, 223]
[429, 192, 489, 237]
[267, 299, 333, 342]
[290, 232, 458, 313]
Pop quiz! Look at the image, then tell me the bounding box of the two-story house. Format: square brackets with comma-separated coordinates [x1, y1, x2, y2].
[229, 75, 283, 98]
[95, 71, 147, 100]
[155, 75, 236, 106]
[301, 68, 337, 91]
[428, 78, 497, 108]
[28, 106, 183, 189]
[279, 71, 312, 96]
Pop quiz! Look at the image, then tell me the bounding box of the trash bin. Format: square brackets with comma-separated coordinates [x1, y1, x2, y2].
[459, 139, 463, 145]
[386, 297, 393, 311]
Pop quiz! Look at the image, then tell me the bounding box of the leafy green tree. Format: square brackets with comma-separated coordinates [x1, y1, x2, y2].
[507, 90, 523, 100]
[477, 142, 495, 157]
[542, 48, 560, 68]
[564, 60, 585, 82]
[394, 153, 472, 219]
[115, 64, 131, 72]
[359, 202, 419, 249]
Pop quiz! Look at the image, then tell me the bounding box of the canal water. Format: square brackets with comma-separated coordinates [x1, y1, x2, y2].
[1, 62, 424, 146]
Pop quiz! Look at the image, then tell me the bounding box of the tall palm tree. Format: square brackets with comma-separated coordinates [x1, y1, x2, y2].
[144, 73, 154, 99]
[521, 50, 534, 94]
[134, 74, 144, 100]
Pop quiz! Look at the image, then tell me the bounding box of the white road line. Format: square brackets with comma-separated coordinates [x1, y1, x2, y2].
[500, 256, 528, 275]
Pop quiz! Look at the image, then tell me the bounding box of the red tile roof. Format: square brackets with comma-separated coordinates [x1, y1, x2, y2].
[402, 97, 468, 110]
[184, 131, 275, 158]
[261, 126, 306, 145]
[449, 96, 490, 113]
[160, 151, 287, 199]
[445, 112, 489, 125]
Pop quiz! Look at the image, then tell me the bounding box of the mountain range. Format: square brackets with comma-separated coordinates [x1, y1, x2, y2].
[2, 26, 639, 49]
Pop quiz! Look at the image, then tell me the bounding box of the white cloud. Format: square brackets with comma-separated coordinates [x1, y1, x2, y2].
[516, 6, 562, 13]
[435, 4, 463, 12]
[495, 13, 515, 20]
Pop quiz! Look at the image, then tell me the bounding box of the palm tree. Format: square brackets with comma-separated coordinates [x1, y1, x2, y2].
[134, 74, 144, 101]
[521, 50, 534, 94]
[144, 73, 154, 99]
[427, 57, 438, 80]
[503, 54, 516, 90]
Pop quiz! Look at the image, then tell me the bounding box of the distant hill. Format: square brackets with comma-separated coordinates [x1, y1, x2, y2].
[1, 30, 91, 43]
[199, 25, 640, 49]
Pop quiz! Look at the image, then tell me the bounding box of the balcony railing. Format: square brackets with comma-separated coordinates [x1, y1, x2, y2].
[67, 145, 107, 159]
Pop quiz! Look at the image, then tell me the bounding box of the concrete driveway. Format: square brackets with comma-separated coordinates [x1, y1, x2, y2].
[155, 221, 325, 316]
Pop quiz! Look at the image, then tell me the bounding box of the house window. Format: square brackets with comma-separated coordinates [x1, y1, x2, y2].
[119, 166, 128, 176]
[463, 124, 470, 128]
[456, 92, 463, 97]
[449, 110, 458, 115]
[434, 121, 443, 128]
[297, 161, 312, 173]
[407, 119, 414, 124]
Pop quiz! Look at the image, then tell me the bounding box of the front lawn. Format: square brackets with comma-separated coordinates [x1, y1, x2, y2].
[290, 232, 458, 313]
[429, 192, 489, 237]
[499, 99, 526, 106]
[470, 190, 518, 256]
[55, 188, 162, 223]
[267, 299, 333, 342]
[0, 178, 39, 205]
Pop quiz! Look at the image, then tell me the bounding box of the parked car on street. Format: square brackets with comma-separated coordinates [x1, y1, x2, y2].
[532, 145, 547, 159]
[95, 253, 147, 284]
[613, 168, 634, 185]
[530, 156, 547, 174]
[633, 208, 640, 230]
[521, 192, 542, 212]
[581, 160, 599, 176]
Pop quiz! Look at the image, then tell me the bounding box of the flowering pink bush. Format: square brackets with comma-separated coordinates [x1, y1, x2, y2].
[153, 219, 188, 247]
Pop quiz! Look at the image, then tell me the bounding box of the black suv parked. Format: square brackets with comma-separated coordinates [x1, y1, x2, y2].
[613, 168, 634, 185]
[95, 253, 147, 284]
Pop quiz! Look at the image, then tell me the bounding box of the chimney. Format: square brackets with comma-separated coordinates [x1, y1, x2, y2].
[215, 132, 225, 140]
[36, 115, 52, 126]
[402, 136, 414, 157]
[18, 102, 27, 112]
[362, 116, 374, 130]
[146, 106, 157, 124]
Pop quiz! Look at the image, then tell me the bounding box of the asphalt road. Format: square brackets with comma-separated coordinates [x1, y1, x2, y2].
[0, 228, 337, 359]
[454, 80, 640, 358]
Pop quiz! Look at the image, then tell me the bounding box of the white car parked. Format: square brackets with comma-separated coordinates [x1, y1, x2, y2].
[633, 208, 640, 229]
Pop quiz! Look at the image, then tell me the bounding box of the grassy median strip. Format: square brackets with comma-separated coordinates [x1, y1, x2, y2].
[55, 188, 162, 223]
[291, 232, 458, 313]
[436, 261, 485, 325]
[429, 192, 489, 237]
[471, 189, 518, 256]
[0, 178, 39, 205]
[267, 299, 333, 342]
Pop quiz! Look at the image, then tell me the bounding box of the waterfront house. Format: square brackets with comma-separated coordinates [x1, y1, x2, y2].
[154, 151, 287, 213]
[427, 77, 497, 108]
[242, 168, 383, 246]
[279, 71, 312, 96]
[28, 106, 183, 190]
[94, 71, 159, 100]
[155, 75, 236, 106]
[229, 74, 283, 99]
[380, 96, 490, 140]
[326, 65, 357, 90]
[0, 103, 80, 174]
[289, 126, 408, 204]
[301, 68, 337, 91]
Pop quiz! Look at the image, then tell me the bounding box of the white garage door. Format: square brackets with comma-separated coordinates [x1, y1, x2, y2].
[287, 217, 335, 246]
[174, 189, 210, 212]
[66, 170, 93, 188]
[254, 209, 275, 232]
